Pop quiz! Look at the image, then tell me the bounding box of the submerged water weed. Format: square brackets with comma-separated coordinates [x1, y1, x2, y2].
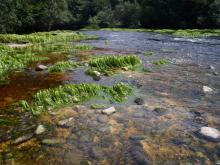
[153, 59, 171, 66]
[0, 118, 17, 125]
[19, 82, 132, 115]
[86, 55, 142, 76]
[48, 61, 80, 72]
[144, 51, 155, 56]
[91, 104, 107, 109]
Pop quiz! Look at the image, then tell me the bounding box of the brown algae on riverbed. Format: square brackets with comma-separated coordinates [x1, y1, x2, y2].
[0, 30, 220, 164]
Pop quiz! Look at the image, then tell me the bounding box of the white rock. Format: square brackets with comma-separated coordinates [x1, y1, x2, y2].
[199, 127, 220, 142]
[92, 71, 101, 76]
[102, 106, 116, 115]
[35, 64, 48, 71]
[203, 86, 213, 93]
[35, 125, 46, 135]
[209, 65, 215, 70]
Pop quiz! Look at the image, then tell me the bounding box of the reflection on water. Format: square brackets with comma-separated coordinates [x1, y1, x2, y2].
[0, 30, 220, 164]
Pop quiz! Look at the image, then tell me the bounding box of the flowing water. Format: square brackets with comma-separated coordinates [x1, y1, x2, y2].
[0, 30, 220, 165]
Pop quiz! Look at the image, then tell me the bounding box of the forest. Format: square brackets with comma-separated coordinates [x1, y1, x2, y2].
[0, 0, 220, 33]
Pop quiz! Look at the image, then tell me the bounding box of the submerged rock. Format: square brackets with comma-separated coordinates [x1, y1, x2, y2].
[35, 64, 48, 71]
[209, 65, 215, 70]
[35, 125, 46, 135]
[213, 72, 218, 76]
[134, 98, 144, 105]
[97, 115, 109, 123]
[198, 127, 220, 142]
[57, 117, 74, 128]
[203, 86, 213, 93]
[13, 133, 33, 144]
[93, 75, 101, 81]
[102, 106, 116, 115]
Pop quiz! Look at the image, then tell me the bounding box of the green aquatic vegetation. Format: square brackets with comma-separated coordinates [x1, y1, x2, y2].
[144, 51, 155, 56]
[153, 59, 171, 66]
[48, 61, 79, 72]
[0, 118, 17, 125]
[19, 82, 132, 115]
[91, 104, 106, 109]
[74, 44, 93, 51]
[0, 31, 90, 44]
[86, 55, 142, 76]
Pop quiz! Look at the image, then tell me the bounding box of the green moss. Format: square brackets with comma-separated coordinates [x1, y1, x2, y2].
[86, 55, 142, 76]
[19, 82, 132, 115]
[48, 61, 80, 72]
[153, 59, 171, 66]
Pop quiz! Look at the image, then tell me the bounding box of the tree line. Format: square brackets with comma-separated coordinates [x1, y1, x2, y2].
[0, 0, 219, 33]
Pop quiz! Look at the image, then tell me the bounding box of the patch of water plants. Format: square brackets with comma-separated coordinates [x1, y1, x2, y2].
[48, 61, 80, 72]
[19, 82, 132, 115]
[0, 31, 93, 85]
[74, 44, 93, 51]
[153, 58, 171, 66]
[86, 55, 142, 76]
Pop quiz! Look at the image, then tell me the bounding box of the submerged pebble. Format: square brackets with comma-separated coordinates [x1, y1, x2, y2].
[35, 124, 46, 135]
[97, 115, 109, 123]
[13, 133, 33, 144]
[134, 98, 145, 105]
[198, 127, 220, 142]
[57, 117, 74, 128]
[41, 139, 66, 146]
[203, 86, 213, 93]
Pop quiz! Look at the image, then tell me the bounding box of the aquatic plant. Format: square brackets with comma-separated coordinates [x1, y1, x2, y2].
[48, 61, 80, 72]
[144, 51, 155, 56]
[86, 55, 142, 76]
[153, 59, 171, 66]
[19, 82, 132, 115]
[91, 104, 107, 109]
[74, 44, 93, 51]
[0, 118, 17, 125]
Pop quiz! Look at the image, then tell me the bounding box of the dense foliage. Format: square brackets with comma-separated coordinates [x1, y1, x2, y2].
[0, 0, 219, 33]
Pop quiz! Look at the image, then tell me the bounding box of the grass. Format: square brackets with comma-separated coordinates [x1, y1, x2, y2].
[48, 61, 80, 72]
[86, 55, 142, 76]
[0, 118, 17, 125]
[19, 82, 132, 115]
[84, 28, 220, 37]
[153, 59, 171, 66]
[0, 31, 93, 84]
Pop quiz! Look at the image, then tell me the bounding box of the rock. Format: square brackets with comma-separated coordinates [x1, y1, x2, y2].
[13, 133, 33, 144]
[80, 160, 91, 165]
[153, 107, 166, 115]
[102, 106, 116, 115]
[41, 139, 66, 146]
[121, 67, 129, 71]
[198, 127, 220, 142]
[97, 115, 109, 123]
[35, 125, 46, 135]
[93, 75, 101, 81]
[213, 72, 218, 76]
[134, 98, 145, 105]
[92, 71, 101, 77]
[129, 135, 146, 141]
[57, 117, 74, 128]
[203, 86, 213, 93]
[209, 65, 215, 70]
[35, 64, 48, 71]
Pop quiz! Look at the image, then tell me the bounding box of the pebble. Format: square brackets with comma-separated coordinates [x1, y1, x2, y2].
[93, 75, 101, 81]
[213, 72, 218, 76]
[134, 98, 145, 105]
[35, 64, 48, 71]
[35, 124, 46, 135]
[102, 106, 116, 115]
[209, 65, 215, 70]
[13, 133, 33, 144]
[203, 86, 213, 93]
[57, 117, 74, 128]
[198, 127, 220, 142]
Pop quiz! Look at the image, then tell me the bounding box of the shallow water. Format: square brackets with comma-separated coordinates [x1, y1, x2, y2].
[0, 30, 220, 165]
